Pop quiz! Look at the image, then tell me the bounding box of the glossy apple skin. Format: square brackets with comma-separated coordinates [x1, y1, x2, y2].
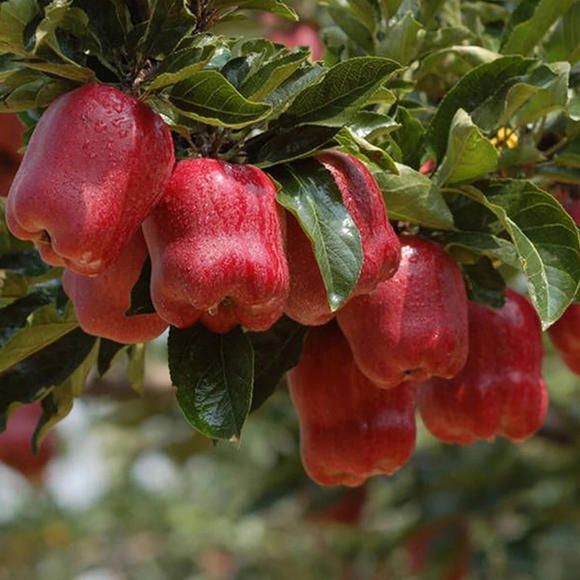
[63, 230, 167, 344]
[0, 403, 55, 482]
[6, 84, 175, 275]
[285, 151, 401, 326]
[418, 289, 548, 444]
[548, 199, 580, 375]
[337, 236, 469, 389]
[288, 322, 416, 487]
[143, 159, 289, 333]
[269, 23, 324, 60]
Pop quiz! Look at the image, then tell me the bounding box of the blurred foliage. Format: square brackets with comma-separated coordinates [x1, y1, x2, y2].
[0, 346, 578, 579]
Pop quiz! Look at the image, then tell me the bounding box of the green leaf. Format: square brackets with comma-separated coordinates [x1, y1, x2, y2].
[374, 164, 455, 230]
[0, 0, 39, 56]
[0, 328, 97, 422]
[279, 57, 401, 127]
[335, 126, 399, 173]
[502, 0, 576, 57]
[442, 231, 519, 267]
[147, 45, 216, 91]
[0, 251, 51, 278]
[169, 70, 272, 128]
[21, 59, 95, 82]
[33, 340, 98, 450]
[327, 0, 375, 53]
[97, 339, 127, 376]
[139, 0, 197, 59]
[240, 49, 310, 101]
[543, 2, 580, 64]
[214, 0, 298, 21]
[248, 317, 307, 412]
[0, 69, 76, 112]
[30, 3, 94, 66]
[418, 26, 475, 57]
[555, 136, 580, 169]
[264, 64, 325, 114]
[127, 258, 156, 316]
[378, 10, 424, 65]
[428, 56, 536, 159]
[0, 297, 78, 374]
[392, 106, 425, 167]
[169, 325, 254, 441]
[74, 0, 128, 60]
[434, 109, 499, 185]
[471, 61, 570, 130]
[270, 159, 363, 311]
[246, 125, 340, 167]
[463, 258, 507, 309]
[348, 111, 400, 140]
[0, 287, 55, 349]
[459, 180, 580, 328]
[127, 343, 146, 395]
[416, 45, 499, 82]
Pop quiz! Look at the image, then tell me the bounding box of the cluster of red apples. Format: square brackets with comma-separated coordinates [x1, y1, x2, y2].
[2, 83, 579, 488]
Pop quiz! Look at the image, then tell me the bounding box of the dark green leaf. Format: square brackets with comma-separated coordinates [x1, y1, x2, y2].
[393, 106, 425, 168]
[442, 231, 519, 267]
[33, 339, 98, 450]
[428, 56, 536, 159]
[378, 10, 424, 65]
[264, 64, 325, 114]
[501, 0, 575, 56]
[0, 0, 40, 56]
[240, 49, 309, 100]
[463, 258, 507, 309]
[543, 2, 580, 64]
[246, 125, 340, 167]
[74, 0, 128, 58]
[335, 127, 398, 173]
[0, 250, 51, 277]
[0, 295, 78, 374]
[169, 325, 254, 441]
[248, 317, 307, 412]
[139, 0, 197, 59]
[434, 109, 498, 185]
[169, 70, 272, 128]
[127, 257, 156, 316]
[0, 288, 55, 348]
[459, 180, 580, 328]
[0, 69, 76, 112]
[0, 328, 97, 425]
[374, 164, 455, 230]
[279, 57, 401, 128]
[327, 1, 375, 53]
[97, 339, 127, 376]
[214, 0, 297, 21]
[270, 159, 363, 311]
[148, 45, 216, 91]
